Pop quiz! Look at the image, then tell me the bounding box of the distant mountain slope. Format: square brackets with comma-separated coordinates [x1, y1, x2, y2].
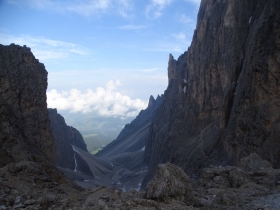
[96, 95, 163, 171]
[59, 110, 134, 138]
[48, 108, 92, 176]
[143, 0, 280, 188]
[83, 133, 112, 154]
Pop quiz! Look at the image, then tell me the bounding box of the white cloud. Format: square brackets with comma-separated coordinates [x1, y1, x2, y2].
[172, 32, 186, 42]
[0, 33, 90, 61]
[7, 0, 134, 18]
[146, 0, 173, 18]
[184, 0, 201, 6]
[47, 80, 148, 118]
[67, 0, 111, 17]
[118, 25, 146, 30]
[139, 68, 159, 73]
[144, 37, 191, 53]
[180, 14, 195, 25]
[67, 0, 134, 18]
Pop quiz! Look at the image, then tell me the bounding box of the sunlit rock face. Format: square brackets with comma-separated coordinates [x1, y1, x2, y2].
[143, 0, 280, 188]
[0, 43, 55, 165]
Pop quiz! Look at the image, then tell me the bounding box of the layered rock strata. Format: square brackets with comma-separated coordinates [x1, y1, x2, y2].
[143, 0, 280, 187]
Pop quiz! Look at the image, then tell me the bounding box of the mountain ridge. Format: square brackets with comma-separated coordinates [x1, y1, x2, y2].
[142, 0, 280, 188]
[48, 108, 92, 176]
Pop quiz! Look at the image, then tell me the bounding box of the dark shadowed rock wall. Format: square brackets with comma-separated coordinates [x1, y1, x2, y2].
[143, 0, 280, 188]
[48, 108, 92, 175]
[0, 44, 55, 166]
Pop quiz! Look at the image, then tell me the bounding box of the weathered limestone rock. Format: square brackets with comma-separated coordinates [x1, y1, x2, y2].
[239, 153, 272, 172]
[0, 44, 85, 210]
[143, 0, 280, 188]
[0, 44, 55, 165]
[146, 162, 193, 203]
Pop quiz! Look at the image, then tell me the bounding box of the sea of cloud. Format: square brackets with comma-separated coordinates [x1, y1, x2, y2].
[47, 80, 148, 118]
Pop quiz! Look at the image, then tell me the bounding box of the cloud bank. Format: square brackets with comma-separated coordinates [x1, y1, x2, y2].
[47, 80, 148, 118]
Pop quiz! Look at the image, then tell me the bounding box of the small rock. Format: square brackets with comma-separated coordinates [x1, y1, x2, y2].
[115, 190, 121, 196]
[98, 199, 106, 207]
[14, 196, 21, 204]
[0, 205, 6, 210]
[229, 167, 246, 188]
[13, 203, 24, 209]
[100, 195, 110, 202]
[24, 199, 36, 205]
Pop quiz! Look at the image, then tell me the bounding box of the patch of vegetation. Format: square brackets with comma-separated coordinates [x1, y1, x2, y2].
[83, 134, 113, 155]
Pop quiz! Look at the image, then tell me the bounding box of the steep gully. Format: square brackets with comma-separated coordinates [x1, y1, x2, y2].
[48, 94, 163, 190]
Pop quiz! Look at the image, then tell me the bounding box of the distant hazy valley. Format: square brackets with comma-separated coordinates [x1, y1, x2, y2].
[59, 110, 135, 154]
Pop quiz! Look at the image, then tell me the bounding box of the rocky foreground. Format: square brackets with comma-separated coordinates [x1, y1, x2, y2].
[0, 153, 279, 209]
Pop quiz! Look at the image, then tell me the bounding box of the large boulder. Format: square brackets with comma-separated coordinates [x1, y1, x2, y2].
[146, 162, 193, 203]
[239, 153, 272, 172]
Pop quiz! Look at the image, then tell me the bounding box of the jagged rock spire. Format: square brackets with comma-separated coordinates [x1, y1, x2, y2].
[148, 95, 156, 108]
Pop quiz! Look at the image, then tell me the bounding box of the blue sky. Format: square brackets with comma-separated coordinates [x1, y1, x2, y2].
[0, 0, 200, 118]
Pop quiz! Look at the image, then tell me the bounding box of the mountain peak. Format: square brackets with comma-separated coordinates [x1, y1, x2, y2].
[148, 95, 156, 108]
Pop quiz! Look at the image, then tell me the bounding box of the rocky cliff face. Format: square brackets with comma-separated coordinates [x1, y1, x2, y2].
[143, 0, 280, 187]
[48, 108, 92, 175]
[0, 44, 84, 209]
[96, 95, 163, 169]
[0, 43, 55, 166]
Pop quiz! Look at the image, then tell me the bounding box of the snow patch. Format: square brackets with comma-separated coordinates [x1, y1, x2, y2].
[183, 86, 187, 93]
[139, 146, 145, 152]
[135, 170, 148, 175]
[183, 79, 187, 83]
[72, 145, 81, 154]
[249, 16, 252, 24]
[136, 181, 142, 192]
[73, 153, 78, 172]
[107, 160, 113, 167]
[122, 186, 127, 192]
[72, 145, 80, 173]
